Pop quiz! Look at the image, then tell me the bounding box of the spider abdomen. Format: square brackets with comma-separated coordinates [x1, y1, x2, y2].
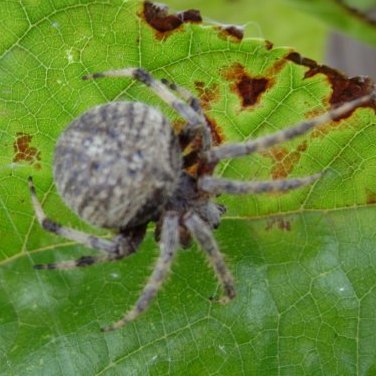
[54, 101, 182, 229]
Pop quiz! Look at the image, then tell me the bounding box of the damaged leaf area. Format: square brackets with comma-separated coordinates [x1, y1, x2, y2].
[142, 1, 202, 39]
[221, 63, 270, 108]
[13, 133, 41, 169]
[286, 52, 375, 107]
[0, 1, 376, 375]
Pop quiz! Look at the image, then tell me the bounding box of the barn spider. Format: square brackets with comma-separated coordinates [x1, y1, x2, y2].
[28, 67, 373, 332]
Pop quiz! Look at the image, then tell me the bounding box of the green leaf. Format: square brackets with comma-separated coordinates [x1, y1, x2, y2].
[167, 0, 329, 61]
[1, 1, 376, 375]
[284, 0, 376, 47]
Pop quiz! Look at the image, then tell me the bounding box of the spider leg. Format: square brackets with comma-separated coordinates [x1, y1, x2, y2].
[205, 94, 375, 163]
[160, 77, 203, 115]
[184, 211, 236, 303]
[198, 172, 322, 195]
[102, 211, 180, 332]
[83, 68, 212, 150]
[29, 177, 137, 269]
[33, 252, 126, 270]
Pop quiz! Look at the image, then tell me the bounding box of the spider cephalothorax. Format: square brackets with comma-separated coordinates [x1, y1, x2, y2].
[29, 67, 374, 331]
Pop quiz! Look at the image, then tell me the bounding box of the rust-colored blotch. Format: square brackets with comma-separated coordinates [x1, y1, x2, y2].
[194, 81, 220, 111]
[266, 217, 291, 232]
[263, 141, 308, 180]
[366, 189, 376, 205]
[222, 63, 269, 108]
[142, 1, 202, 40]
[204, 115, 224, 146]
[287, 52, 376, 120]
[216, 25, 244, 42]
[13, 132, 41, 169]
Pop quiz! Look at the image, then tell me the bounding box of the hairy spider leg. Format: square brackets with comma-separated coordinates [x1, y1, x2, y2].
[205, 93, 375, 163]
[83, 68, 212, 151]
[184, 211, 236, 303]
[33, 251, 125, 270]
[158, 76, 211, 169]
[199, 172, 322, 195]
[102, 212, 180, 332]
[28, 177, 138, 269]
[160, 77, 204, 115]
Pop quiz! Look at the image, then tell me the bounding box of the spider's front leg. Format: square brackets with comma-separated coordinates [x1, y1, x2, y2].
[83, 67, 212, 150]
[198, 172, 323, 195]
[205, 93, 375, 163]
[159, 77, 203, 115]
[28, 177, 142, 269]
[102, 211, 180, 332]
[198, 93, 375, 195]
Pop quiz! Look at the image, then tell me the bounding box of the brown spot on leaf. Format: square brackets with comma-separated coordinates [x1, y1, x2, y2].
[267, 57, 289, 77]
[222, 63, 270, 108]
[366, 189, 376, 205]
[13, 132, 41, 168]
[176, 82, 223, 160]
[305, 107, 340, 139]
[286, 52, 376, 120]
[205, 115, 224, 146]
[194, 81, 220, 111]
[265, 40, 274, 50]
[216, 25, 244, 42]
[142, 1, 202, 40]
[263, 141, 308, 179]
[309, 115, 344, 139]
[266, 217, 291, 231]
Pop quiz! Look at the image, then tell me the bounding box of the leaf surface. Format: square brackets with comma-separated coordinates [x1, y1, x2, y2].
[1, 1, 376, 375]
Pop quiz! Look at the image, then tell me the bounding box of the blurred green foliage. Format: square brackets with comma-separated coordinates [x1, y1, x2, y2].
[166, 0, 328, 60]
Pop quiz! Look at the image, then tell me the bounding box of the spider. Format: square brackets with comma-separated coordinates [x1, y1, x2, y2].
[28, 67, 373, 332]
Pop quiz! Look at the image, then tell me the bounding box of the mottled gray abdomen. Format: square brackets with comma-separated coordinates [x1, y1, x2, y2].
[53, 101, 182, 229]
